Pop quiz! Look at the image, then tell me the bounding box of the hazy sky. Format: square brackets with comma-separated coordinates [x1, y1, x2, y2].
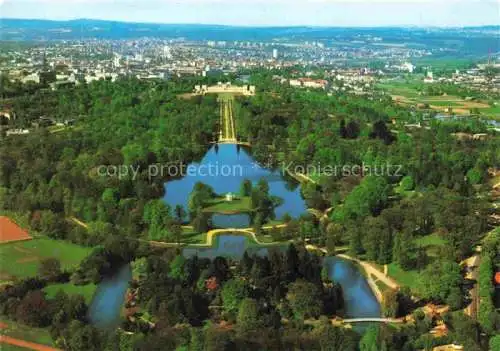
[0, 0, 498, 26]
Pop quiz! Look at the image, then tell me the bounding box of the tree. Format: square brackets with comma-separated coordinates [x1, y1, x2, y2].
[420, 259, 462, 303]
[169, 255, 187, 281]
[345, 120, 360, 139]
[382, 290, 399, 318]
[190, 328, 204, 351]
[143, 199, 172, 240]
[359, 325, 379, 351]
[240, 179, 252, 197]
[257, 178, 269, 194]
[188, 182, 214, 219]
[313, 320, 358, 351]
[392, 230, 414, 270]
[170, 223, 183, 245]
[333, 176, 389, 221]
[369, 120, 394, 144]
[38, 257, 62, 281]
[65, 320, 101, 351]
[221, 279, 249, 314]
[16, 290, 50, 327]
[489, 335, 500, 351]
[286, 279, 323, 319]
[237, 298, 261, 333]
[174, 204, 186, 224]
[400, 176, 414, 191]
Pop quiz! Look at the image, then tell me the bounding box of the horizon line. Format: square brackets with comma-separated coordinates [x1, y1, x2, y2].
[1, 17, 499, 29]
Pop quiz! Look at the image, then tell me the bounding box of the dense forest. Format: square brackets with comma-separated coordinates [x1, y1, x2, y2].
[0, 72, 499, 350]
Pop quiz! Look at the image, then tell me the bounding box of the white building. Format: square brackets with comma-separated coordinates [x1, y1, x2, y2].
[272, 48, 279, 60]
[400, 62, 415, 73]
[22, 73, 40, 84]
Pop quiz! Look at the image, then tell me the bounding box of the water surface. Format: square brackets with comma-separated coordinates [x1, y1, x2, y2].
[88, 265, 132, 329]
[164, 144, 306, 228]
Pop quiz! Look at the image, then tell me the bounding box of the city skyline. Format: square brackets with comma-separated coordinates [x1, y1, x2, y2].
[1, 0, 499, 27]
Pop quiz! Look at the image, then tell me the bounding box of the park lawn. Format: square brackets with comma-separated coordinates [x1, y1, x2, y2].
[182, 230, 206, 244]
[0, 318, 54, 347]
[43, 283, 97, 304]
[424, 100, 461, 107]
[387, 263, 422, 294]
[203, 196, 252, 214]
[0, 237, 92, 280]
[415, 233, 447, 247]
[481, 105, 500, 118]
[415, 233, 447, 258]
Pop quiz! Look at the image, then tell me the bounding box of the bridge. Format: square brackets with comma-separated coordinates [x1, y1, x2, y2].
[342, 318, 403, 324]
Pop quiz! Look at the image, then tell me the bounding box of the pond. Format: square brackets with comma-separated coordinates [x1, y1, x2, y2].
[87, 265, 132, 329]
[163, 144, 307, 228]
[324, 256, 381, 318]
[88, 235, 381, 329]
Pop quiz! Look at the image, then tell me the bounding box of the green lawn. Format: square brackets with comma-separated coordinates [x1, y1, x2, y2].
[0, 238, 92, 280]
[387, 263, 422, 294]
[423, 100, 461, 107]
[0, 318, 54, 347]
[202, 196, 252, 214]
[181, 230, 206, 244]
[415, 233, 447, 247]
[387, 233, 447, 293]
[415, 233, 448, 258]
[43, 283, 97, 303]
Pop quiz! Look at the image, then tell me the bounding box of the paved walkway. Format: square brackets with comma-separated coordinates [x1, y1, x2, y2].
[338, 253, 400, 290]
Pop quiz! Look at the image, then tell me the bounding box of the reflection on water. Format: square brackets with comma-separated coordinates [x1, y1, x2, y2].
[211, 213, 251, 228]
[324, 256, 381, 319]
[164, 144, 306, 228]
[89, 236, 381, 330]
[182, 234, 276, 259]
[88, 265, 132, 329]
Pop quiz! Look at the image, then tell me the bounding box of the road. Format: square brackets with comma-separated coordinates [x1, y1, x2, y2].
[0, 322, 61, 351]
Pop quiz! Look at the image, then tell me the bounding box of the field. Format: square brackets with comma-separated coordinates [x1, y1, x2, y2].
[202, 196, 252, 214]
[0, 216, 32, 244]
[378, 80, 498, 118]
[387, 233, 448, 293]
[43, 283, 97, 303]
[0, 238, 92, 281]
[0, 318, 55, 348]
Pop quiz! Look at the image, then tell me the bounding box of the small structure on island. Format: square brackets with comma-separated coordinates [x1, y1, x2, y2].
[225, 192, 235, 202]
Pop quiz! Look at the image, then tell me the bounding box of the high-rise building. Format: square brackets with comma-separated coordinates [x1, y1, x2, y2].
[272, 48, 279, 59]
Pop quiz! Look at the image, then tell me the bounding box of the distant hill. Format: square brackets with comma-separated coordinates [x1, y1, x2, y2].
[0, 18, 498, 56]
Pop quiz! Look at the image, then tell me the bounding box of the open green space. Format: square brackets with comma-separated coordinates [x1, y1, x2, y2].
[387, 263, 422, 293]
[0, 238, 92, 280]
[202, 196, 252, 214]
[387, 233, 448, 293]
[181, 230, 207, 244]
[43, 282, 97, 304]
[0, 318, 54, 347]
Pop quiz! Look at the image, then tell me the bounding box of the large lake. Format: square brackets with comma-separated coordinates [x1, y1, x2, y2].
[89, 143, 380, 328]
[88, 235, 380, 329]
[163, 144, 307, 228]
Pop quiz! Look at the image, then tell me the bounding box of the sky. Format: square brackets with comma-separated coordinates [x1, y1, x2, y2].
[0, 0, 498, 27]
